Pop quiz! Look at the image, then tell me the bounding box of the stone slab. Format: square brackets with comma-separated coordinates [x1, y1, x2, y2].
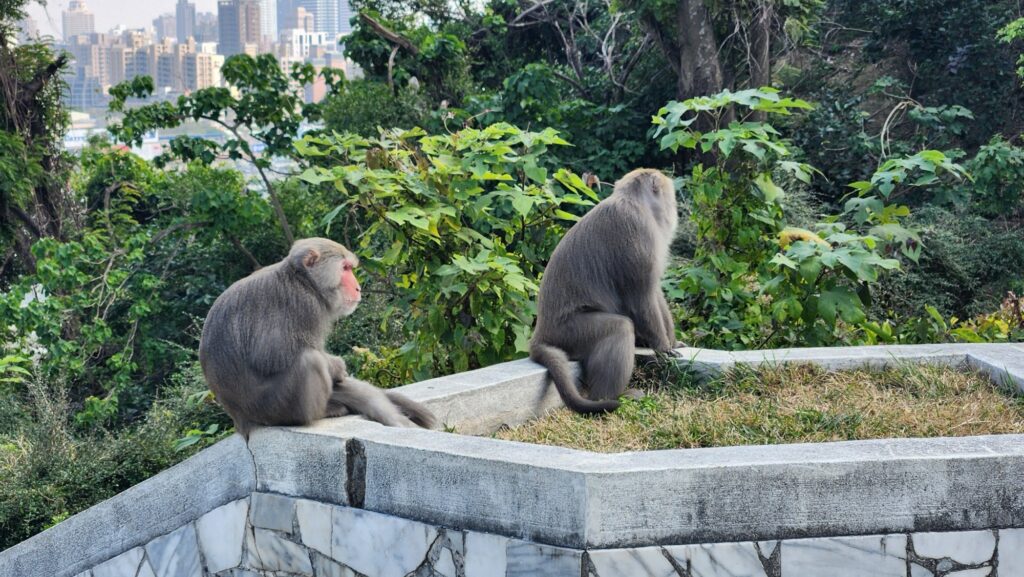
[380, 358, 567, 435]
[292, 418, 1024, 549]
[248, 427, 350, 504]
[0, 435, 254, 577]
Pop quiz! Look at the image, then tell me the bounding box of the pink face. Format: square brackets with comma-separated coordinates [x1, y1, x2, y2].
[340, 259, 361, 303]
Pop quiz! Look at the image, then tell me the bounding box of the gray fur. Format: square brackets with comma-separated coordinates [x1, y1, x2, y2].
[529, 169, 679, 413]
[199, 238, 437, 438]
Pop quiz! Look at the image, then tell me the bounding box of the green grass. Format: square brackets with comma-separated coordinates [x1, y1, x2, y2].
[494, 359, 1024, 452]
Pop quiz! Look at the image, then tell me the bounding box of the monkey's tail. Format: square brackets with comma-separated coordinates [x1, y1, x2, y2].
[530, 343, 620, 414]
[386, 391, 439, 429]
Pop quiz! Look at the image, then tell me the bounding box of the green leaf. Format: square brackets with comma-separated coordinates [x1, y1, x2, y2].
[754, 174, 784, 203]
[511, 194, 534, 217]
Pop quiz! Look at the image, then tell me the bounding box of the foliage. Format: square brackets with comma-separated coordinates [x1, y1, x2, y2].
[869, 206, 1024, 323]
[655, 88, 964, 348]
[321, 80, 432, 136]
[0, 364, 231, 549]
[297, 123, 597, 379]
[965, 135, 1024, 218]
[107, 54, 341, 244]
[464, 63, 653, 180]
[836, 0, 1019, 145]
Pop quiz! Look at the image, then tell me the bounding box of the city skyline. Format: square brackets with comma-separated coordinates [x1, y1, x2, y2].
[27, 0, 224, 40]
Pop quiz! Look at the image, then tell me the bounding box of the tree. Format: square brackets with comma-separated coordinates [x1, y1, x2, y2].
[0, 0, 74, 276]
[506, 0, 653, 105]
[107, 54, 341, 246]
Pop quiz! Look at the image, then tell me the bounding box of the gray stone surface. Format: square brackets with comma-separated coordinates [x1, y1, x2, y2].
[463, 531, 509, 577]
[505, 541, 582, 577]
[368, 358, 567, 435]
[999, 528, 1024, 576]
[251, 528, 314, 574]
[6, 343, 1024, 577]
[330, 505, 436, 577]
[296, 498, 334, 557]
[145, 524, 202, 577]
[348, 422, 593, 547]
[248, 427, 350, 504]
[912, 530, 996, 565]
[250, 492, 296, 533]
[965, 347, 1024, 392]
[196, 498, 249, 573]
[583, 435, 1024, 547]
[781, 534, 907, 577]
[91, 547, 144, 577]
[0, 435, 254, 577]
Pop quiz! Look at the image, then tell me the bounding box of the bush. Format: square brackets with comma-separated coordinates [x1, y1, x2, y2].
[653, 88, 965, 348]
[320, 80, 432, 136]
[0, 363, 231, 549]
[297, 123, 597, 380]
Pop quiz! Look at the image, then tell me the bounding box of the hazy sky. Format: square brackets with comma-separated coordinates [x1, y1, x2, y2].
[26, 0, 222, 40]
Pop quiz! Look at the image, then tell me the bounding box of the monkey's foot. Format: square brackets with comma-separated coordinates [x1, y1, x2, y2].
[622, 388, 645, 401]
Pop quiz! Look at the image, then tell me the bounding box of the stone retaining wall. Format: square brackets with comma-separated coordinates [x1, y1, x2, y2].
[74, 493, 1024, 577]
[3, 344, 1024, 577]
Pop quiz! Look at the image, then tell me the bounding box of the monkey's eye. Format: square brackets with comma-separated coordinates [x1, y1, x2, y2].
[343, 262, 354, 271]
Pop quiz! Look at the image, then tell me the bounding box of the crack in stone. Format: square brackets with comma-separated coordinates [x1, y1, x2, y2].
[243, 436, 260, 493]
[580, 551, 599, 577]
[660, 547, 692, 577]
[906, 533, 996, 577]
[755, 541, 782, 577]
[345, 440, 366, 508]
[404, 528, 465, 577]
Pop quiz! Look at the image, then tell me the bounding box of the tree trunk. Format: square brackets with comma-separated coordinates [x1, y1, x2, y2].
[749, 1, 774, 121]
[675, 0, 725, 102]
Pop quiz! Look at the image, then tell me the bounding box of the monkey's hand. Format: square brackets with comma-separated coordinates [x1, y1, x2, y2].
[326, 354, 349, 382]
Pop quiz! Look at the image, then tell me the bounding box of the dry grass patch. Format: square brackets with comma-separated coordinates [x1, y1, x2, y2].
[494, 360, 1024, 452]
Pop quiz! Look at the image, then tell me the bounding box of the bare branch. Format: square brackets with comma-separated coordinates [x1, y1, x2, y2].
[359, 13, 420, 56]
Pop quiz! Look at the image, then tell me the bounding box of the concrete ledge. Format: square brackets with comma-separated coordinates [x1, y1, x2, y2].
[0, 435, 255, 577]
[282, 420, 1024, 549]
[394, 358, 566, 435]
[5, 343, 1024, 574]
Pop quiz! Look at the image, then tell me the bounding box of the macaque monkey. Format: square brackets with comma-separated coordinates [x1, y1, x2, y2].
[199, 238, 436, 438]
[530, 169, 679, 413]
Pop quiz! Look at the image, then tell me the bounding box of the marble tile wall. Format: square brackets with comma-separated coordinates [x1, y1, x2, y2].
[72, 494, 1023, 577]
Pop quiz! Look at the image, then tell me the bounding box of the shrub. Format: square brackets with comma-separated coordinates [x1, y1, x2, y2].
[0, 363, 231, 549]
[653, 88, 965, 348]
[297, 123, 597, 379]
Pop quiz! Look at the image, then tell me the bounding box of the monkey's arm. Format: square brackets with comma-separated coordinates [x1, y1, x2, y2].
[325, 354, 348, 382]
[655, 290, 677, 348]
[630, 291, 675, 351]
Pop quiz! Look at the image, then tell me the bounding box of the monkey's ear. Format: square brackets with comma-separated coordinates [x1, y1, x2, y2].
[302, 249, 320, 269]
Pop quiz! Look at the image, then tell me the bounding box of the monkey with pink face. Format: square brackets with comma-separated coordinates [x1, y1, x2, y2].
[199, 238, 436, 438]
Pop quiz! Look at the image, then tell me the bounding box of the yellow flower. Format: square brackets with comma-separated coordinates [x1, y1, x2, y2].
[779, 227, 830, 249]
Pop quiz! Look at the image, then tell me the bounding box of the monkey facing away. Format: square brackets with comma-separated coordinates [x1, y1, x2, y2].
[199, 238, 436, 438]
[530, 169, 680, 413]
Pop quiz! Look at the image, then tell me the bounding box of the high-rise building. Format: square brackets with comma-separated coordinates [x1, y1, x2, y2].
[62, 0, 95, 41]
[17, 16, 38, 42]
[280, 29, 327, 59]
[218, 0, 261, 56]
[176, 0, 196, 43]
[277, 0, 296, 30]
[184, 52, 224, 90]
[337, 0, 353, 35]
[195, 12, 218, 43]
[296, 8, 314, 32]
[297, 0, 337, 43]
[258, 0, 278, 42]
[153, 14, 177, 43]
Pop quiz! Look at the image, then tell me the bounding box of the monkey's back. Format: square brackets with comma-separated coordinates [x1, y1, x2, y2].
[534, 194, 660, 330]
[199, 264, 324, 408]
